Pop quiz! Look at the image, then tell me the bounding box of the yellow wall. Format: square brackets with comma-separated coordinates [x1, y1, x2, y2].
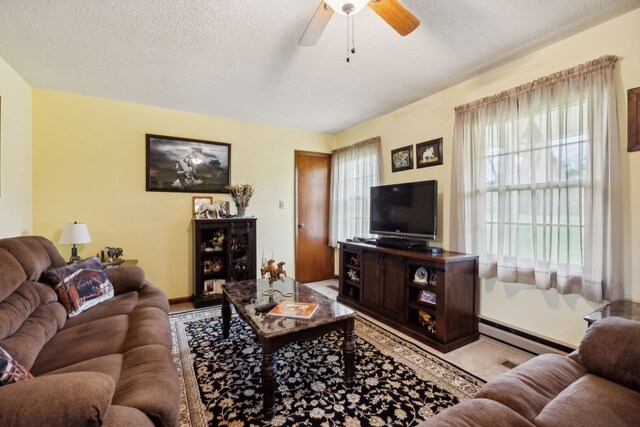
[0, 56, 32, 237]
[32, 89, 333, 298]
[335, 8, 640, 347]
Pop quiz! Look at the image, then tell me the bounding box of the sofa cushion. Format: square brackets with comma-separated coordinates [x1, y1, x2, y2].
[0, 249, 28, 302]
[535, 374, 640, 427]
[42, 257, 115, 317]
[579, 317, 640, 392]
[103, 405, 155, 427]
[419, 398, 533, 427]
[58, 266, 114, 317]
[44, 353, 124, 386]
[113, 344, 180, 427]
[0, 345, 33, 386]
[0, 281, 62, 340]
[475, 353, 587, 423]
[31, 314, 129, 375]
[0, 300, 67, 369]
[104, 266, 146, 295]
[0, 371, 115, 427]
[0, 236, 66, 282]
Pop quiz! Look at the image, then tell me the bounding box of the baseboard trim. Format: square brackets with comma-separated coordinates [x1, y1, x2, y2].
[169, 296, 193, 305]
[479, 318, 576, 355]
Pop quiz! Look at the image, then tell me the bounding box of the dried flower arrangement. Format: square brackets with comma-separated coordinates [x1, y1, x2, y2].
[225, 184, 254, 207]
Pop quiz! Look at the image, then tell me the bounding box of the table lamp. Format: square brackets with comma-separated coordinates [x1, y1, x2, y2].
[59, 221, 91, 263]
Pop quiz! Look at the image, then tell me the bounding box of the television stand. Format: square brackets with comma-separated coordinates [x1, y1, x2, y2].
[338, 241, 479, 353]
[376, 237, 425, 250]
[417, 246, 444, 255]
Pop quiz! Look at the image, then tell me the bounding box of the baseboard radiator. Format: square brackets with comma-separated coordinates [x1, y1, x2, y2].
[479, 318, 576, 355]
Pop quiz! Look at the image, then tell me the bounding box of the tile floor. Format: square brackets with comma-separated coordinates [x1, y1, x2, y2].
[171, 279, 534, 382]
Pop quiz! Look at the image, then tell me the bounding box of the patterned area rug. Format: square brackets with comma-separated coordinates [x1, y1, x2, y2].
[171, 307, 483, 426]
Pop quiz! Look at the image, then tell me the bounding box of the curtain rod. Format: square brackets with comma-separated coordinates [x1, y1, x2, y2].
[454, 55, 618, 113]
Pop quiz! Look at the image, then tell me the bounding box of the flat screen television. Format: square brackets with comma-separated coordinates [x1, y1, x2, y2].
[369, 180, 437, 240]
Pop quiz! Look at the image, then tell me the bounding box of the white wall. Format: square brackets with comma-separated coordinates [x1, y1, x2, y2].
[335, 9, 640, 347]
[0, 55, 32, 237]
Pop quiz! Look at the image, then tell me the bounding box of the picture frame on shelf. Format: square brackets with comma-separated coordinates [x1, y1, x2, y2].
[193, 196, 214, 218]
[213, 279, 226, 294]
[416, 138, 443, 168]
[215, 200, 231, 218]
[146, 134, 231, 193]
[391, 145, 413, 172]
[203, 280, 216, 296]
[629, 87, 639, 152]
[418, 289, 437, 305]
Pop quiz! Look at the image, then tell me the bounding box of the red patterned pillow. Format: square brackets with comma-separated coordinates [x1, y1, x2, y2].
[42, 257, 114, 317]
[0, 346, 33, 386]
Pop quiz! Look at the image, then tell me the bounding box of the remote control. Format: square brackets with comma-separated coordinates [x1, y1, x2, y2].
[255, 300, 277, 313]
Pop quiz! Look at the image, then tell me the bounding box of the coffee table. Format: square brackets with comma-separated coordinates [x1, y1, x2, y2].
[221, 277, 356, 419]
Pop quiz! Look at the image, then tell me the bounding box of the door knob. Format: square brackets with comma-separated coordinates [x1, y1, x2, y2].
[298, 223, 305, 229]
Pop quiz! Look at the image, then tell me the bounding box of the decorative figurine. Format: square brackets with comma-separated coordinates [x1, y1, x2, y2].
[210, 231, 225, 251]
[260, 259, 287, 284]
[347, 269, 359, 282]
[195, 203, 217, 219]
[104, 247, 123, 262]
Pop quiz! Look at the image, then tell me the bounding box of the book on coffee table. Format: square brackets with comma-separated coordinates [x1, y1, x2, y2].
[268, 301, 319, 319]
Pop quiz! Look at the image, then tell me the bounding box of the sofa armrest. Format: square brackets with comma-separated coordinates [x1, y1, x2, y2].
[0, 372, 115, 426]
[579, 317, 640, 392]
[105, 266, 146, 295]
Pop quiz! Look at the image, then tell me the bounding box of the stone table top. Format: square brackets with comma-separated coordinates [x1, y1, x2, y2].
[222, 277, 355, 338]
[584, 299, 640, 325]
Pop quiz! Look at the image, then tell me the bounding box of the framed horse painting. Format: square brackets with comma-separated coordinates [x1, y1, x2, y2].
[416, 138, 443, 168]
[146, 134, 231, 193]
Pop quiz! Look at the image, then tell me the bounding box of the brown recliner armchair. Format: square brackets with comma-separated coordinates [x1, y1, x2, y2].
[421, 316, 640, 426]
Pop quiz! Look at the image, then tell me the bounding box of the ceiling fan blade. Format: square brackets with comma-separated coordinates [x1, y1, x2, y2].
[299, 1, 334, 46]
[368, 0, 420, 36]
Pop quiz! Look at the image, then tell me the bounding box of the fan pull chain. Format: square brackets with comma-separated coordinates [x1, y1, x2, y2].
[346, 13, 356, 62]
[346, 13, 351, 62]
[351, 14, 356, 54]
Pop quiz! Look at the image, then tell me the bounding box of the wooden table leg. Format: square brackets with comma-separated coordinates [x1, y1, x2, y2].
[261, 350, 276, 419]
[222, 292, 231, 339]
[343, 318, 356, 387]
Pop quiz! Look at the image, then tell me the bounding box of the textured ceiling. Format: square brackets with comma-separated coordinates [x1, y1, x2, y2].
[1, 0, 639, 134]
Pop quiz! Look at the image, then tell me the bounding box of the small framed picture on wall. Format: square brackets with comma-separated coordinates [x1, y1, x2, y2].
[416, 138, 443, 168]
[391, 145, 413, 172]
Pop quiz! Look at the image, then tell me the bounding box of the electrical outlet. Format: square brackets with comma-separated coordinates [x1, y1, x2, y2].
[279, 200, 284, 209]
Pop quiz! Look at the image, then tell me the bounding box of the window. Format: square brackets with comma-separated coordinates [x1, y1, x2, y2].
[329, 137, 381, 247]
[484, 104, 587, 266]
[451, 56, 622, 302]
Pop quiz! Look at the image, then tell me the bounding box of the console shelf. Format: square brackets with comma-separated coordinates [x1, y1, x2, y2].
[193, 218, 257, 308]
[338, 241, 478, 353]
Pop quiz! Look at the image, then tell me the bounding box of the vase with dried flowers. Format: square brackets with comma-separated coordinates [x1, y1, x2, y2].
[225, 184, 254, 217]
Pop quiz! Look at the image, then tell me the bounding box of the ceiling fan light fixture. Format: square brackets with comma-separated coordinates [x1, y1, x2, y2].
[324, 0, 369, 16]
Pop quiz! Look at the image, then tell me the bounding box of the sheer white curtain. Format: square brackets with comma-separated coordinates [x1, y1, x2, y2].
[329, 137, 382, 247]
[450, 56, 622, 302]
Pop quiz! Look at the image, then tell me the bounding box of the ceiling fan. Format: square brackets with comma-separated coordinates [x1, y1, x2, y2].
[298, 0, 420, 48]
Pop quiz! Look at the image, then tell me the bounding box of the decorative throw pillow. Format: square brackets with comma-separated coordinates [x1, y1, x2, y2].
[41, 257, 114, 317]
[0, 346, 33, 386]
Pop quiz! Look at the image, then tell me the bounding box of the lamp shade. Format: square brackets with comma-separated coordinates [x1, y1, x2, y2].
[59, 222, 92, 245]
[324, 0, 370, 16]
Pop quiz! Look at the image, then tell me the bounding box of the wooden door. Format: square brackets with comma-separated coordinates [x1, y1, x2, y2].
[380, 255, 405, 321]
[295, 151, 333, 283]
[360, 251, 380, 309]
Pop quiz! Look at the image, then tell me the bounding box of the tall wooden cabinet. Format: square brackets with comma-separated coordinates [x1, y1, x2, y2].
[339, 241, 478, 353]
[193, 218, 257, 308]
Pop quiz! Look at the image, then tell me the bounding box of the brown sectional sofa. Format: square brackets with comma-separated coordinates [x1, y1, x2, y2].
[0, 236, 180, 426]
[422, 316, 640, 426]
